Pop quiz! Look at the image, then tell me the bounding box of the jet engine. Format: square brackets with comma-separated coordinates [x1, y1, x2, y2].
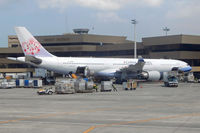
[140, 71, 161, 81]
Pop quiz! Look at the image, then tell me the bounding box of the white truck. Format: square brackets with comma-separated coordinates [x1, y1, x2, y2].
[163, 72, 178, 87]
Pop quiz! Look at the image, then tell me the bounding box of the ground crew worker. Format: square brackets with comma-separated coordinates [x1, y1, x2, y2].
[112, 83, 118, 91]
[93, 84, 98, 92]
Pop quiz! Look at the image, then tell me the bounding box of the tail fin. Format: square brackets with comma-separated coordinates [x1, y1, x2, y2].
[15, 27, 54, 57]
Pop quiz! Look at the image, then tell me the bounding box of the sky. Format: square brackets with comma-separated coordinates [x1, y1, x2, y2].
[0, 0, 200, 47]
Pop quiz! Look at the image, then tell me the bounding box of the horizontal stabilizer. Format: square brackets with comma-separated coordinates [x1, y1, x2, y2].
[25, 56, 42, 65]
[7, 57, 17, 61]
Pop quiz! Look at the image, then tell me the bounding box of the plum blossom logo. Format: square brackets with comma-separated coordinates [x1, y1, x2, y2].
[22, 38, 41, 55]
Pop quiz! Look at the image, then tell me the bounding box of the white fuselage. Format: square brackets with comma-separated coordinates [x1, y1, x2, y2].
[18, 56, 189, 75]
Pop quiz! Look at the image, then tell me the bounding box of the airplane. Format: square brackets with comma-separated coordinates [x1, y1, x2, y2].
[8, 27, 192, 81]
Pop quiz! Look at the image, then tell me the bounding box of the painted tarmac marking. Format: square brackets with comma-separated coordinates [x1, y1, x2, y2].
[83, 113, 200, 133]
[83, 126, 96, 133]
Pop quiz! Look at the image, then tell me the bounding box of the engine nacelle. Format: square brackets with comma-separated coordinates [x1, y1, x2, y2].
[141, 71, 161, 81]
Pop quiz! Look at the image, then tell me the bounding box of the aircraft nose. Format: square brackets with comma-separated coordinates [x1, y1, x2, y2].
[179, 66, 192, 72]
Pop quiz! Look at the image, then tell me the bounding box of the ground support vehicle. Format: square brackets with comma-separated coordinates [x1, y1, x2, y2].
[37, 88, 53, 95]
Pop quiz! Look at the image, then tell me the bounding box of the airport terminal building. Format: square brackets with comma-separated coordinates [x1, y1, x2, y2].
[0, 29, 200, 78]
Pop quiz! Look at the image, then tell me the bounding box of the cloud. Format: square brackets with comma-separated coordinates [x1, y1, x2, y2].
[37, 0, 164, 11]
[76, 0, 121, 11]
[36, 0, 164, 24]
[97, 12, 127, 23]
[37, 0, 121, 11]
[166, 0, 200, 19]
[144, 0, 163, 7]
[37, 0, 74, 9]
[129, 0, 163, 7]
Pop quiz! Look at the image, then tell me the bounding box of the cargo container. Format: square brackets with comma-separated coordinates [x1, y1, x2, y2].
[16, 79, 24, 87]
[24, 80, 29, 87]
[86, 81, 94, 90]
[101, 81, 112, 92]
[55, 79, 75, 94]
[74, 79, 86, 91]
[24, 79, 34, 88]
[0, 80, 16, 89]
[33, 79, 43, 88]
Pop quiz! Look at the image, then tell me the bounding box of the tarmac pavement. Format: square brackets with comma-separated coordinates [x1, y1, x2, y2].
[0, 83, 200, 133]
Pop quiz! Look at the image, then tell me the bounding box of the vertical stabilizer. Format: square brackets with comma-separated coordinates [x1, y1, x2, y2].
[15, 27, 54, 57]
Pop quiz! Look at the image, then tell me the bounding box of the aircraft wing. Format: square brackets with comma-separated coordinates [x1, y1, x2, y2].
[96, 69, 117, 77]
[119, 56, 145, 73]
